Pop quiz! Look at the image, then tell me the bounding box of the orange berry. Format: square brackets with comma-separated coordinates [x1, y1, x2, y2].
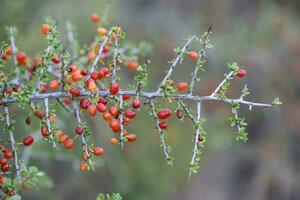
[80, 161, 88, 172]
[127, 61, 138, 71]
[103, 112, 113, 121]
[188, 51, 198, 61]
[88, 104, 97, 116]
[126, 134, 137, 142]
[177, 82, 188, 92]
[64, 138, 75, 150]
[110, 138, 118, 145]
[93, 147, 104, 156]
[40, 24, 50, 35]
[87, 51, 96, 61]
[90, 13, 100, 23]
[49, 80, 59, 90]
[97, 27, 107, 36]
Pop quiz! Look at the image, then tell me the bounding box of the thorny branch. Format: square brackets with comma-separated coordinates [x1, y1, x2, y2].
[44, 97, 56, 148]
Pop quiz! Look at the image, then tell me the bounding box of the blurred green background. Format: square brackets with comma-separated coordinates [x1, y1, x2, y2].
[0, 0, 299, 199]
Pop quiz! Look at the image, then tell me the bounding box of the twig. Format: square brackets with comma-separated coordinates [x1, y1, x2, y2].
[149, 99, 171, 163]
[8, 27, 20, 85]
[72, 100, 94, 172]
[4, 106, 20, 178]
[44, 97, 56, 148]
[210, 71, 234, 97]
[179, 101, 197, 124]
[111, 33, 119, 83]
[188, 101, 202, 179]
[157, 35, 197, 91]
[118, 94, 124, 149]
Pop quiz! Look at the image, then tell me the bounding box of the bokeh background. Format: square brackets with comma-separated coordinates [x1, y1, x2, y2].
[0, 0, 299, 199]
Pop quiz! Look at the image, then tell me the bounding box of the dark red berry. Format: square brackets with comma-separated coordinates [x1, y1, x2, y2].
[237, 69, 246, 78]
[132, 99, 141, 109]
[1, 163, 9, 172]
[75, 126, 84, 135]
[109, 83, 119, 95]
[157, 109, 172, 119]
[159, 121, 168, 129]
[23, 135, 34, 146]
[80, 98, 91, 109]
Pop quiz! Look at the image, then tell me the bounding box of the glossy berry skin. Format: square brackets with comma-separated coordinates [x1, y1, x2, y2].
[1, 163, 9, 172]
[157, 109, 172, 119]
[69, 87, 80, 96]
[177, 82, 188, 92]
[64, 138, 75, 150]
[91, 13, 100, 23]
[109, 105, 119, 116]
[3, 150, 13, 159]
[132, 99, 141, 109]
[80, 98, 91, 109]
[40, 24, 50, 35]
[109, 83, 119, 95]
[52, 55, 60, 64]
[23, 135, 34, 146]
[97, 103, 107, 113]
[59, 134, 69, 144]
[40, 126, 49, 137]
[110, 119, 120, 132]
[49, 80, 59, 90]
[124, 109, 136, 119]
[16, 52, 27, 65]
[188, 51, 198, 61]
[75, 126, 84, 135]
[127, 61, 138, 71]
[237, 69, 246, 78]
[88, 104, 97, 116]
[93, 147, 104, 156]
[103, 112, 113, 121]
[159, 121, 168, 129]
[126, 134, 137, 142]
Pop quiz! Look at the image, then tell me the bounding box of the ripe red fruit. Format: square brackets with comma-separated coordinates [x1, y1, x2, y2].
[81, 69, 88, 76]
[123, 94, 131, 101]
[103, 112, 113, 121]
[69, 87, 80, 96]
[127, 61, 138, 71]
[97, 103, 106, 113]
[1, 163, 9, 172]
[101, 66, 110, 77]
[59, 134, 69, 144]
[64, 138, 75, 150]
[0, 176, 5, 186]
[16, 52, 27, 65]
[176, 109, 184, 119]
[157, 109, 172, 119]
[80, 161, 87, 172]
[124, 109, 136, 119]
[52, 55, 60, 64]
[237, 69, 246, 78]
[88, 104, 97, 116]
[109, 105, 119, 116]
[86, 79, 97, 92]
[159, 121, 168, 129]
[23, 135, 34, 146]
[49, 80, 59, 90]
[80, 98, 90, 109]
[93, 147, 104, 156]
[91, 70, 99, 80]
[40, 24, 50, 35]
[132, 99, 141, 109]
[110, 119, 120, 132]
[188, 51, 198, 61]
[0, 158, 7, 166]
[91, 13, 100, 23]
[34, 110, 45, 119]
[126, 134, 137, 142]
[177, 82, 188, 92]
[98, 97, 108, 105]
[1, 54, 7, 61]
[75, 126, 83, 135]
[109, 83, 119, 95]
[63, 97, 72, 105]
[40, 126, 49, 137]
[3, 150, 13, 159]
[5, 47, 12, 56]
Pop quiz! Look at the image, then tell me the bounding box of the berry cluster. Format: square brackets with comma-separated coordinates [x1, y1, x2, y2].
[0, 11, 281, 199]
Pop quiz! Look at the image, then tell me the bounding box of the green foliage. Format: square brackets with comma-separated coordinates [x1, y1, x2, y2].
[96, 193, 122, 200]
[272, 97, 282, 105]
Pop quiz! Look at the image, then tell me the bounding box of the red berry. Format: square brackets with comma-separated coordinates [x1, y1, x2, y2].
[52, 55, 60, 64]
[93, 147, 104, 156]
[110, 119, 120, 132]
[98, 97, 107, 105]
[59, 134, 69, 144]
[16, 52, 27, 65]
[1, 163, 9, 172]
[80, 161, 87, 172]
[0, 158, 7, 166]
[124, 109, 136, 119]
[237, 69, 246, 78]
[41, 24, 50, 35]
[63, 97, 72, 105]
[188, 51, 198, 61]
[101, 66, 110, 77]
[86, 79, 97, 92]
[157, 109, 172, 119]
[40, 126, 49, 137]
[5, 47, 12, 56]
[177, 82, 188, 92]
[97, 103, 106, 113]
[64, 138, 75, 150]
[23, 135, 34, 146]
[127, 61, 138, 71]
[3, 150, 13, 159]
[126, 134, 137, 142]
[91, 13, 100, 23]
[69, 87, 80, 96]
[123, 94, 131, 101]
[49, 80, 59, 90]
[81, 69, 88, 76]
[88, 104, 97, 116]
[80, 98, 90, 109]
[109, 83, 119, 95]
[34, 110, 45, 119]
[75, 126, 84, 135]
[109, 105, 119, 116]
[132, 99, 141, 109]
[159, 121, 168, 129]
[91, 70, 99, 80]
